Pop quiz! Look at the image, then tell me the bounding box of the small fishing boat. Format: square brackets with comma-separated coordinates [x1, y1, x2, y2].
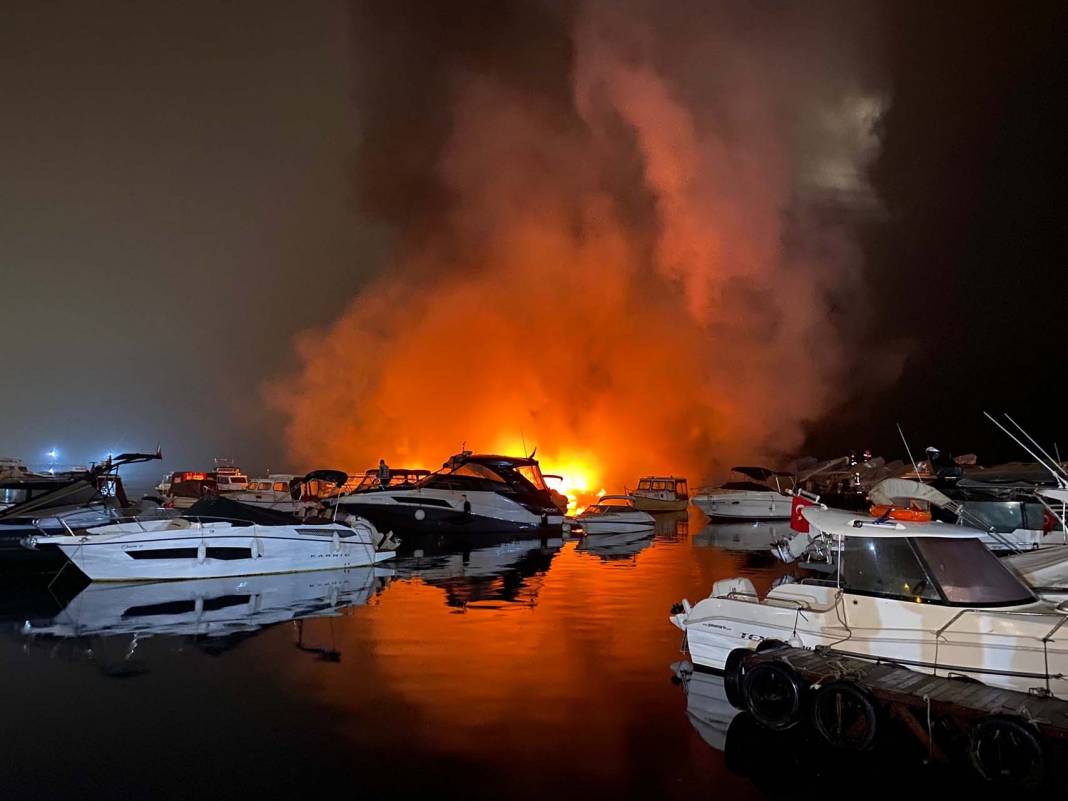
[672, 505, 1068, 698]
[692, 467, 793, 520]
[576, 495, 655, 534]
[26, 498, 398, 581]
[630, 476, 689, 512]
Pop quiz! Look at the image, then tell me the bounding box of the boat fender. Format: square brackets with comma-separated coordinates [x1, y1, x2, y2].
[811, 681, 879, 751]
[414, 508, 426, 521]
[723, 649, 752, 710]
[197, 541, 206, 563]
[332, 531, 341, 552]
[969, 714, 1045, 788]
[742, 661, 806, 731]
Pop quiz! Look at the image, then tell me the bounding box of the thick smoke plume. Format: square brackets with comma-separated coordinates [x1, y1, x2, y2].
[270, 0, 884, 497]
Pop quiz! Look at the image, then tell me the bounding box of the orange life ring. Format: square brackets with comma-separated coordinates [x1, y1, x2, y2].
[868, 504, 932, 522]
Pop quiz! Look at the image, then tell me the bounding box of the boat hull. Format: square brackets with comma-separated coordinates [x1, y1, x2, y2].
[630, 496, 688, 512]
[692, 492, 791, 520]
[47, 524, 393, 581]
[335, 489, 563, 537]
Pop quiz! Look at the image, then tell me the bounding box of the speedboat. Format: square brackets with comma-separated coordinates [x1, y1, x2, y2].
[630, 476, 689, 512]
[672, 505, 1068, 698]
[692, 467, 793, 520]
[26, 504, 398, 581]
[329, 451, 564, 535]
[575, 495, 655, 534]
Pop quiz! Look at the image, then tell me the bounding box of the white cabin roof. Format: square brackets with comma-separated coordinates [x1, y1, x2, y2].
[803, 506, 986, 539]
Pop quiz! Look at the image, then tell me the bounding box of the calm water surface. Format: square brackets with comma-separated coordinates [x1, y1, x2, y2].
[1, 511, 974, 799]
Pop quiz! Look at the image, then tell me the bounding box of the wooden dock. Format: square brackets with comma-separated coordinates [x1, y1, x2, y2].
[736, 645, 1068, 787]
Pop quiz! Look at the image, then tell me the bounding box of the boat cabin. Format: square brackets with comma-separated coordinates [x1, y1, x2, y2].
[805, 508, 1036, 607]
[213, 465, 249, 492]
[635, 476, 689, 500]
[581, 495, 638, 515]
[421, 452, 559, 513]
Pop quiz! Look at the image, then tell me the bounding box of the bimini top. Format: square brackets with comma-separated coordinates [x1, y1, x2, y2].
[803, 506, 986, 539]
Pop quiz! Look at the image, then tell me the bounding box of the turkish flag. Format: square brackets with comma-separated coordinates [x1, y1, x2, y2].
[791, 494, 816, 533]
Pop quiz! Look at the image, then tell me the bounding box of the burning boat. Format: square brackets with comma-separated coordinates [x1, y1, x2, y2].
[328, 451, 564, 536]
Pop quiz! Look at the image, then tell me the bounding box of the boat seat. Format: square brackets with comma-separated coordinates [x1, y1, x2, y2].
[765, 584, 838, 612]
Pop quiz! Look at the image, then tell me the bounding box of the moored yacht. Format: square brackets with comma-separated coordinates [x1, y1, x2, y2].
[673, 505, 1068, 698]
[27, 502, 397, 581]
[329, 451, 564, 535]
[692, 467, 793, 520]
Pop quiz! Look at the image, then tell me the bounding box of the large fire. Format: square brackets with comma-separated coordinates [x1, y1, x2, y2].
[268, 2, 882, 489]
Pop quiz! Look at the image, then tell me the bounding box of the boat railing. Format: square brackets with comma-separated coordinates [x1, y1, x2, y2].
[936, 607, 1068, 643]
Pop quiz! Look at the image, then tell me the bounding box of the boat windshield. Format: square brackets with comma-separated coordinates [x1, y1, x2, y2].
[515, 464, 547, 491]
[839, 537, 940, 602]
[913, 538, 1035, 605]
[450, 463, 507, 483]
[839, 536, 1035, 605]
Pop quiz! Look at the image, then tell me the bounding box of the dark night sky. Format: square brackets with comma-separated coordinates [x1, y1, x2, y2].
[1, 1, 1066, 479]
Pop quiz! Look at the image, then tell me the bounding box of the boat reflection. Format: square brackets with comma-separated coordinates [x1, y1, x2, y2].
[672, 660, 982, 795]
[654, 509, 690, 540]
[21, 567, 392, 641]
[693, 520, 794, 553]
[394, 536, 563, 609]
[576, 530, 655, 562]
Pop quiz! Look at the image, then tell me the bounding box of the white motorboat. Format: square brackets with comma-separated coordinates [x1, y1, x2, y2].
[28, 513, 397, 581]
[672, 505, 1068, 698]
[330, 451, 564, 535]
[21, 566, 392, 640]
[692, 467, 793, 520]
[576, 495, 655, 534]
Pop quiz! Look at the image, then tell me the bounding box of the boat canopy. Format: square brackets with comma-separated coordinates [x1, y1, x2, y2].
[803, 507, 985, 539]
[593, 495, 636, 506]
[186, 495, 297, 526]
[868, 478, 960, 511]
[299, 469, 348, 487]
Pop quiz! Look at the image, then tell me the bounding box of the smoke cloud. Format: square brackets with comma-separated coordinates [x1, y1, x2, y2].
[269, 0, 885, 496]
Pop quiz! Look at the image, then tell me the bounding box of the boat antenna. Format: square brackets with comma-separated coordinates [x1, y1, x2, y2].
[984, 412, 1068, 486]
[897, 423, 920, 476]
[1004, 412, 1068, 481]
[520, 428, 528, 456]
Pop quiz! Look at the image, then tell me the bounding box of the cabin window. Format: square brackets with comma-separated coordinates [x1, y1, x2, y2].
[273, 481, 287, 492]
[960, 501, 1025, 533]
[839, 537, 940, 601]
[913, 538, 1034, 605]
[675, 480, 688, 497]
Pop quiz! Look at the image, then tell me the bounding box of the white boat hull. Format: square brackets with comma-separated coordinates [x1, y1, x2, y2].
[693, 491, 792, 520]
[38, 520, 394, 581]
[673, 582, 1068, 698]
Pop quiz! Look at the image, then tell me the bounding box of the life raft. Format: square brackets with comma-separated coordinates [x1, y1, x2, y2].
[868, 504, 932, 522]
